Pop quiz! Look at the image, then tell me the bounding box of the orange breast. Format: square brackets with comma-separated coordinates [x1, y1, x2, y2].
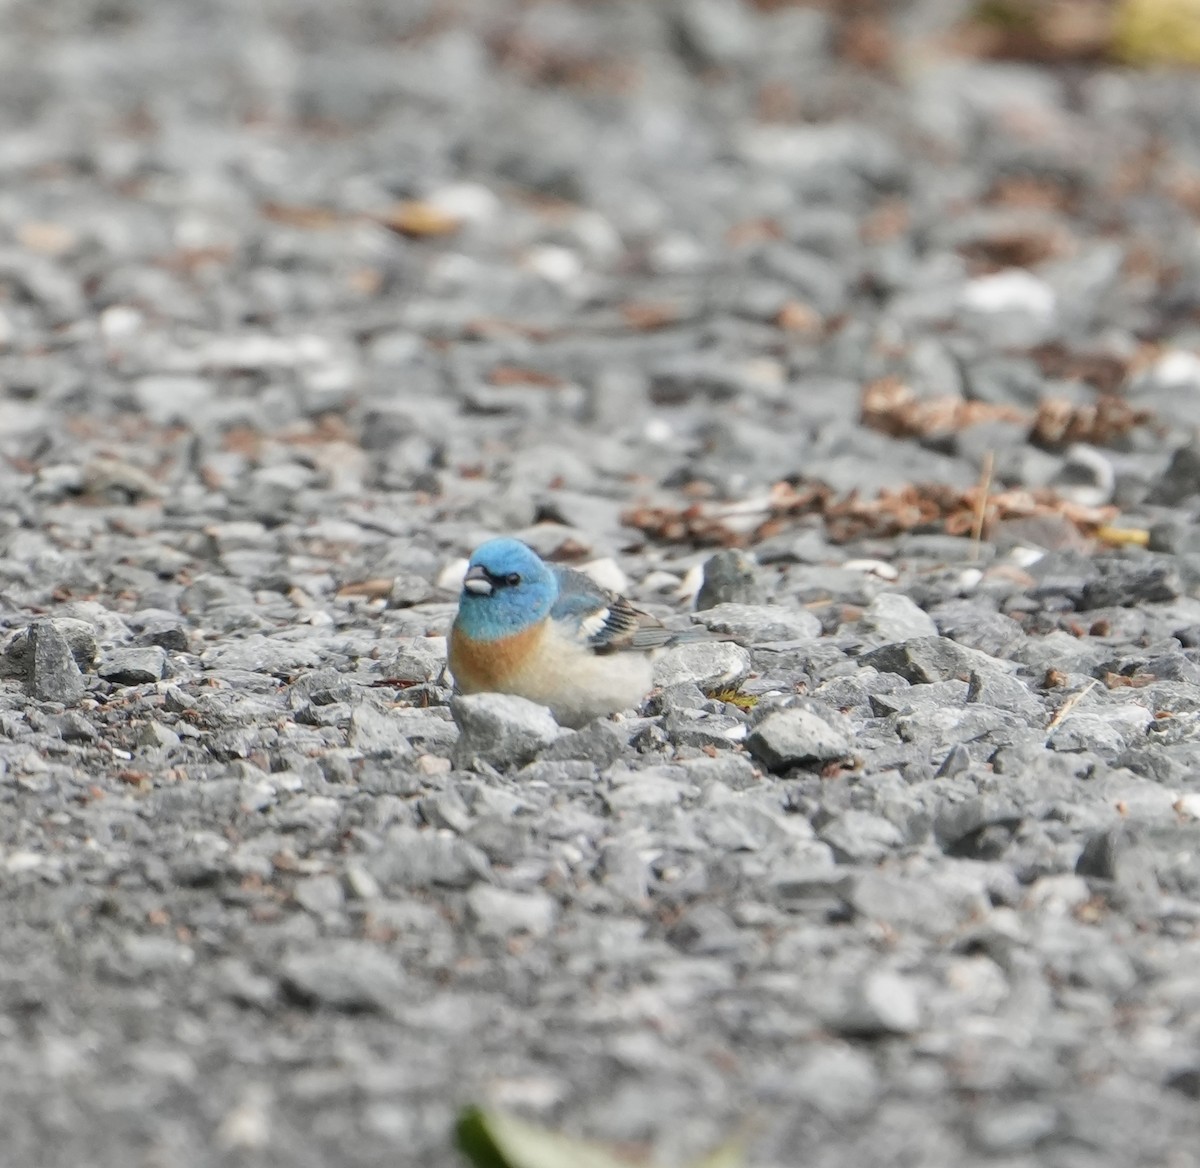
[449, 622, 545, 693]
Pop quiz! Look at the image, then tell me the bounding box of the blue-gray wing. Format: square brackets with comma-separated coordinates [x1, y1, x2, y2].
[550, 566, 677, 654]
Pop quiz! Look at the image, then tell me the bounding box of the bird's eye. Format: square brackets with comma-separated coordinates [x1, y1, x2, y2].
[505, 573, 521, 587]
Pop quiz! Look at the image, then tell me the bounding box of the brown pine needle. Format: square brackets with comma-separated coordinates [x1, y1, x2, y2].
[1046, 679, 1099, 734]
[970, 451, 995, 561]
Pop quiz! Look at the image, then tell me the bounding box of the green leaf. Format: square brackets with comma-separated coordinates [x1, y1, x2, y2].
[455, 1107, 637, 1168]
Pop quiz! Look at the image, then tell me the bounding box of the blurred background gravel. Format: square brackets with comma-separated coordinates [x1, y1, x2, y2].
[5, 1, 1200, 1166]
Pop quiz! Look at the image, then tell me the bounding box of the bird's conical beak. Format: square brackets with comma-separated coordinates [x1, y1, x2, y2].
[462, 565, 493, 595]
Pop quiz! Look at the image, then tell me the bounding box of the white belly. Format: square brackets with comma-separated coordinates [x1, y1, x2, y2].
[502, 623, 654, 728]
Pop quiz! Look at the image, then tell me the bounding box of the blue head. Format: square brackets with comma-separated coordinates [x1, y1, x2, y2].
[454, 538, 558, 642]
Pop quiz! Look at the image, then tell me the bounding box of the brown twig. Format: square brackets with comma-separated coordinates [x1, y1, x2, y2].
[970, 451, 994, 561]
[1046, 679, 1099, 735]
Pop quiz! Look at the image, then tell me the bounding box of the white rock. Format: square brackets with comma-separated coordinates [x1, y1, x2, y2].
[1150, 349, 1200, 388]
[424, 181, 501, 225]
[523, 245, 582, 286]
[437, 558, 469, 593]
[579, 558, 628, 595]
[961, 268, 1056, 319]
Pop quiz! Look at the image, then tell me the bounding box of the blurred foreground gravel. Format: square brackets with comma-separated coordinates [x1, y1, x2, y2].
[5, 2, 1200, 1166]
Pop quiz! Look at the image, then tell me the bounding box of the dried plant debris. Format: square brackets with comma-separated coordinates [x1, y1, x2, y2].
[958, 0, 1200, 66]
[455, 1107, 745, 1168]
[860, 378, 1024, 441]
[1115, 0, 1200, 65]
[956, 0, 1116, 63]
[623, 478, 1118, 549]
[860, 378, 1156, 450]
[1029, 394, 1157, 449]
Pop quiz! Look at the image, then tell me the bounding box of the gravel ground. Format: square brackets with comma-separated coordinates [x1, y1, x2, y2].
[5, 1, 1200, 1166]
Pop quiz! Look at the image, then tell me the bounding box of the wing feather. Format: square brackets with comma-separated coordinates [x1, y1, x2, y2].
[550, 566, 672, 654]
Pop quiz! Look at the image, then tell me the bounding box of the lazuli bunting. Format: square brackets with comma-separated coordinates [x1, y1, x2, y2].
[449, 538, 712, 728]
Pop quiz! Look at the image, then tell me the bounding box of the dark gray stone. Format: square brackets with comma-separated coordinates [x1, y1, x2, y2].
[26, 620, 85, 704]
[97, 646, 168, 685]
[695, 549, 765, 609]
[2, 618, 98, 679]
[859, 636, 1007, 685]
[1148, 444, 1200, 505]
[1080, 557, 1183, 610]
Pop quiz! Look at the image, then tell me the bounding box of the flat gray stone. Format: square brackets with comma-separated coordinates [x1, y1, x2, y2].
[747, 708, 850, 771]
[451, 692, 566, 770]
[693, 602, 820, 643]
[858, 593, 938, 642]
[279, 943, 404, 1013]
[98, 646, 168, 685]
[348, 704, 414, 757]
[859, 636, 1009, 685]
[465, 885, 558, 938]
[653, 640, 752, 690]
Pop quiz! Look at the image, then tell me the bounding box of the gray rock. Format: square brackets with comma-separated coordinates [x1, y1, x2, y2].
[595, 843, 649, 902]
[934, 796, 1023, 852]
[464, 885, 558, 939]
[931, 602, 1025, 658]
[695, 549, 765, 609]
[972, 1103, 1059, 1153]
[692, 603, 820, 643]
[790, 1045, 880, 1121]
[849, 870, 989, 935]
[1148, 444, 1200, 505]
[348, 704, 414, 757]
[55, 711, 96, 741]
[857, 594, 938, 642]
[653, 641, 752, 690]
[859, 636, 1007, 685]
[819, 810, 906, 863]
[666, 903, 743, 955]
[747, 708, 851, 771]
[378, 639, 444, 683]
[832, 971, 922, 1036]
[1, 618, 98, 679]
[279, 943, 404, 1013]
[603, 766, 692, 812]
[98, 647, 167, 685]
[138, 720, 181, 751]
[25, 620, 85, 704]
[293, 875, 346, 918]
[671, 0, 760, 68]
[538, 719, 628, 768]
[388, 572, 436, 608]
[133, 617, 189, 651]
[451, 692, 566, 769]
[368, 826, 491, 891]
[1048, 706, 1150, 760]
[1080, 556, 1182, 610]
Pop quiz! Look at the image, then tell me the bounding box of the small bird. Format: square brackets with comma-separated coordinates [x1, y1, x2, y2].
[449, 537, 709, 728]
